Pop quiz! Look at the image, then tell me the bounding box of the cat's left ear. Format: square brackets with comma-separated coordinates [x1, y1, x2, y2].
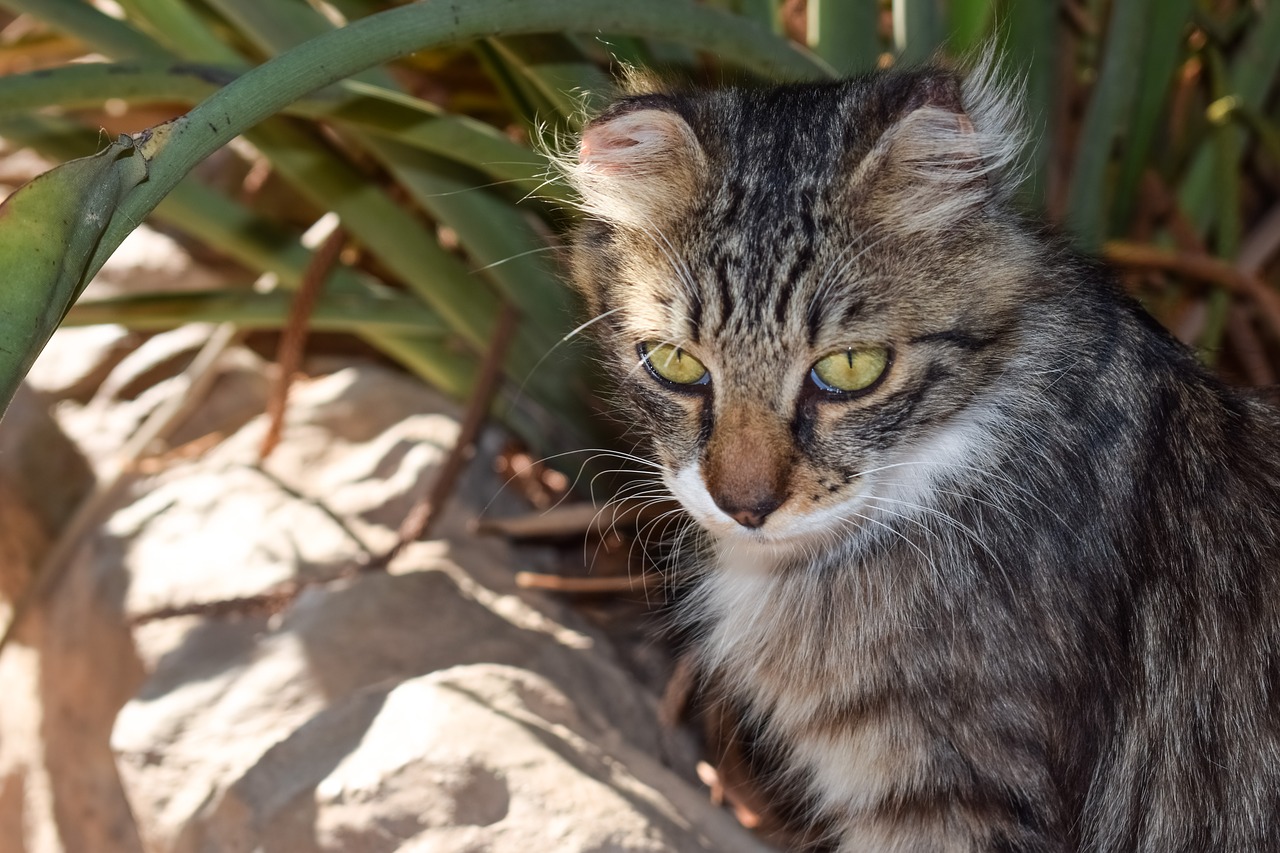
[568, 102, 706, 229]
[858, 64, 1022, 233]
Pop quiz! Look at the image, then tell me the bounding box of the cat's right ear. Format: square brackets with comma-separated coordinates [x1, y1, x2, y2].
[569, 106, 706, 229]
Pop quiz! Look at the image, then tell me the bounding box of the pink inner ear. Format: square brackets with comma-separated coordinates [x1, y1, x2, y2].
[578, 110, 687, 174]
[578, 133, 635, 166]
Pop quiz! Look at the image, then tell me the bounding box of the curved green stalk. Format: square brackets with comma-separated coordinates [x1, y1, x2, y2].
[809, 0, 879, 75]
[84, 0, 828, 281]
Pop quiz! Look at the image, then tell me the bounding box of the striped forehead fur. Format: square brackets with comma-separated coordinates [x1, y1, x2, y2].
[561, 57, 1026, 236]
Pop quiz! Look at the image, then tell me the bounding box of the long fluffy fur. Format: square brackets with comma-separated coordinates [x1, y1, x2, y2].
[568, 64, 1280, 852]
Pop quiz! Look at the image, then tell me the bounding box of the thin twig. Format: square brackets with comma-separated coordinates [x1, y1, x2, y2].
[365, 302, 521, 569]
[1104, 240, 1280, 341]
[1134, 171, 1278, 379]
[259, 221, 347, 462]
[131, 581, 302, 625]
[475, 498, 683, 540]
[131, 432, 226, 475]
[1140, 171, 1208, 253]
[1060, 0, 1099, 37]
[1238, 202, 1280, 276]
[1226, 305, 1276, 386]
[1046, 15, 1079, 224]
[514, 571, 661, 594]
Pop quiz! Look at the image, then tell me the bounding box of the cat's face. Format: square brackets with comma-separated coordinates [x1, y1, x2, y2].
[569, 72, 1035, 558]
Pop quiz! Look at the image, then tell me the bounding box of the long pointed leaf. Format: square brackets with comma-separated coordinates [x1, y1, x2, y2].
[0, 0, 829, 416]
[1178, 1, 1280, 235]
[0, 137, 149, 408]
[1108, 0, 1194, 232]
[1067, 0, 1153, 248]
[0, 0, 166, 59]
[0, 63, 562, 203]
[993, 0, 1059, 208]
[64, 289, 445, 334]
[808, 0, 880, 75]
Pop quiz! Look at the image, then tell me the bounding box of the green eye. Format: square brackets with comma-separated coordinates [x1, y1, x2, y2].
[640, 342, 709, 386]
[810, 346, 890, 394]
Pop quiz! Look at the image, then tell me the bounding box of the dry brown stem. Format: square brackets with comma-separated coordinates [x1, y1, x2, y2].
[258, 223, 348, 461]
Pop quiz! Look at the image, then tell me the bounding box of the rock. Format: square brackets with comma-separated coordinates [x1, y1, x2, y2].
[0, 350, 769, 853]
[25, 325, 138, 403]
[53, 326, 270, 473]
[93, 358, 766, 852]
[184, 664, 772, 853]
[0, 144, 55, 189]
[0, 385, 94, 542]
[0, 385, 141, 853]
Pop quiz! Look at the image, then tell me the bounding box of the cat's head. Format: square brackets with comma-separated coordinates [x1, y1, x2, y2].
[566, 66, 1041, 559]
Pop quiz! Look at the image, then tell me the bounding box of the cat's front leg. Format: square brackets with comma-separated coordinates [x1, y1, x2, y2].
[792, 715, 1072, 853]
[832, 795, 1070, 853]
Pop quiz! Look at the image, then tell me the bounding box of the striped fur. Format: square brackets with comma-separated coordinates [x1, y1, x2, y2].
[567, 66, 1280, 852]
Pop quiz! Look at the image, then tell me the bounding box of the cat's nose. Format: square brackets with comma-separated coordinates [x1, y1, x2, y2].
[719, 496, 782, 530]
[702, 401, 791, 531]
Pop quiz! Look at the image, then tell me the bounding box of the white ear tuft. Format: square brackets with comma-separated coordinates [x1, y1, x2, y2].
[567, 108, 705, 229]
[862, 59, 1025, 233]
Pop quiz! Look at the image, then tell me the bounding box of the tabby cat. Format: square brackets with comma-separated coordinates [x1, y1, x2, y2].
[566, 63, 1280, 852]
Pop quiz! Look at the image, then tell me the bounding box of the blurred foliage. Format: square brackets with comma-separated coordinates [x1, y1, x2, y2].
[0, 0, 1278, 445]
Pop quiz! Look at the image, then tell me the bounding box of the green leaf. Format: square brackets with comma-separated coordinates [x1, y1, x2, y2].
[1108, 0, 1194, 233]
[0, 0, 829, 418]
[64, 289, 446, 334]
[485, 34, 613, 123]
[0, 63, 563, 203]
[0, 0, 167, 60]
[1067, 0, 1152, 248]
[0, 112, 485, 415]
[736, 0, 781, 33]
[808, 0, 880, 75]
[1178, 1, 1280, 236]
[114, 0, 242, 62]
[0, 138, 149, 410]
[77, 0, 829, 287]
[992, 0, 1059, 208]
[947, 0, 993, 56]
[893, 0, 945, 65]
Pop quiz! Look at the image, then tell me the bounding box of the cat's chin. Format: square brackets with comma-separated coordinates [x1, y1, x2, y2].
[712, 528, 831, 567]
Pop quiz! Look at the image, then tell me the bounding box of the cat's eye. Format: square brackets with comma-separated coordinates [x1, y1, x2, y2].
[639, 342, 709, 386]
[810, 346, 890, 395]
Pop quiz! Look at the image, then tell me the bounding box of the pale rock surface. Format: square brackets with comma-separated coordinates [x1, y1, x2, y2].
[23, 324, 137, 403]
[53, 325, 270, 472]
[0, 385, 142, 853]
[0, 332, 769, 853]
[187, 664, 764, 853]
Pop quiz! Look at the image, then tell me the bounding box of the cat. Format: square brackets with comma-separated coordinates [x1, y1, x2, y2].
[564, 61, 1280, 853]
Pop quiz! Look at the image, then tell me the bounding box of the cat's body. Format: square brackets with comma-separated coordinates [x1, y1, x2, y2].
[567, 66, 1280, 852]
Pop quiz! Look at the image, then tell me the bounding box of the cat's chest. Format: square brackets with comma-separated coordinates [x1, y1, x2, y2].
[699, 541, 922, 690]
[697, 549, 936, 812]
